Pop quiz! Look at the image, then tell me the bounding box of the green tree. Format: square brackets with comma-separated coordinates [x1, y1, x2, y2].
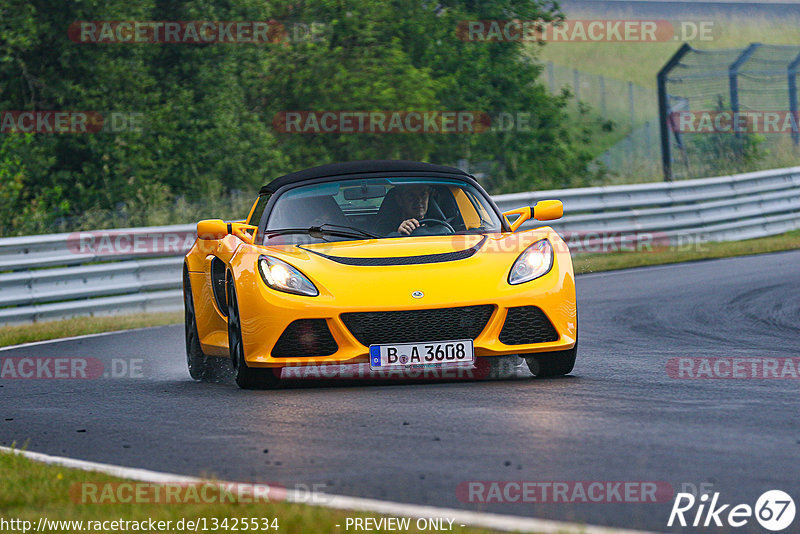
[0, 0, 602, 235]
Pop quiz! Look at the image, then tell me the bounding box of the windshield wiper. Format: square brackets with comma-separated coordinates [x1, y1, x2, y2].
[314, 224, 380, 239]
[264, 224, 379, 241]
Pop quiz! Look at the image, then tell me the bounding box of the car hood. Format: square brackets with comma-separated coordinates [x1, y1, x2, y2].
[299, 234, 487, 265]
[263, 233, 536, 259]
[247, 230, 563, 301]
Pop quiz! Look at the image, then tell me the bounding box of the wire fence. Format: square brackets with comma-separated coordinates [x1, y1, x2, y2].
[658, 43, 800, 181]
[544, 62, 660, 179]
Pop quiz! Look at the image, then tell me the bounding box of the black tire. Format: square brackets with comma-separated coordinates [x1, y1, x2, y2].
[227, 275, 281, 390]
[524, 342, 577, 377]
[184, 268, 227, 381]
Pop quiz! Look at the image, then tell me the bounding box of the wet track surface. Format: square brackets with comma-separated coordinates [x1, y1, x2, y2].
[2, 251, 800, 532]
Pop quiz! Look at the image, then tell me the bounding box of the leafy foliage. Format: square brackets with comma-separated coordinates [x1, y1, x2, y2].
[683, 96, 766, 178]
[0, 0, 603, 235]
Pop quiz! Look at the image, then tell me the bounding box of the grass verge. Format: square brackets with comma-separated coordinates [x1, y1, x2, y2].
[0, 312, 182, 348]
[573, 230, 800, 274]
[0, 449, 498, 534]
[536, 14, 800, 90]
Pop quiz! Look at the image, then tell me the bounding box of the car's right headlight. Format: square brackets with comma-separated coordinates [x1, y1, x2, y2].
[258, 255, 318, 296]
[508, 239, 554, 285]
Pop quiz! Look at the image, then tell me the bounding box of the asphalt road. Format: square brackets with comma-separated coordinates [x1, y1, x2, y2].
[2, 251, 799, 532]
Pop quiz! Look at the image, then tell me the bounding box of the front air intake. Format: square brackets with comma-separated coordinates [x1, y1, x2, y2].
[498, 306, 559, 345]
[272, 319, 338, 357]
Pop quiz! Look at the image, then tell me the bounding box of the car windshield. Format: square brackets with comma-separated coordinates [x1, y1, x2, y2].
[261, 177, 503, 244]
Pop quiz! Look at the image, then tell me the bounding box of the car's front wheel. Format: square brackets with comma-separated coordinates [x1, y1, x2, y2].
[524, 341, 577, 377]
[227, 275, 281, 390]
[184, 268, 226, 381]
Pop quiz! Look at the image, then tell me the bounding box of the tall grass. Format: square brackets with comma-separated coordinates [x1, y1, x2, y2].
[534, 14, 800, 88]
[530, 13, 800, 183]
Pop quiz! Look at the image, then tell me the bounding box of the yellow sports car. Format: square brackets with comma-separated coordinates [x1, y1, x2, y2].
[183, 161, 577, 388]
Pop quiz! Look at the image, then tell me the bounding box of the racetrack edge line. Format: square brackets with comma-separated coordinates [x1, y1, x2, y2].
[0, 446, 658, 534]
[0, 325, 178, 352]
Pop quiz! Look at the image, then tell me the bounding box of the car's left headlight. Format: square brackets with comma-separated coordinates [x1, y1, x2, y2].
[508, 239, 554, 285]
[258, 255, 318, 296]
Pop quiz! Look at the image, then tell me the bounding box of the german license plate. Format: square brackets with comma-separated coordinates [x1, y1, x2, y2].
[369, 340, 474, 369]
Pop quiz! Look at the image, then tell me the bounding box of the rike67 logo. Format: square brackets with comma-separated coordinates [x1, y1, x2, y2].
[668, 490, 795, 531]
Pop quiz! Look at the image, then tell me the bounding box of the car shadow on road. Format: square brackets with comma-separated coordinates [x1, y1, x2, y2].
[179, 357, 580, 391]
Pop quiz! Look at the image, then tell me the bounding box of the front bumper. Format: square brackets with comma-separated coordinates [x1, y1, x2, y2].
[234, 256, 576, 368]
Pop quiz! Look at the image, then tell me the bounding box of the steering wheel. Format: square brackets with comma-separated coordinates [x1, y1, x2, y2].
[412, 218, 455, 235]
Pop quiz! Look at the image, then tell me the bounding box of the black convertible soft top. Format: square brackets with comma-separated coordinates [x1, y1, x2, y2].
[259, 160, 470, 195]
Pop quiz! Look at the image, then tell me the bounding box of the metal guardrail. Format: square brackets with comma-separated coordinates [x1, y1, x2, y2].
[0, 225, 194, 324]
[494, 166, 800, 244]
[2, 167, 799, 324]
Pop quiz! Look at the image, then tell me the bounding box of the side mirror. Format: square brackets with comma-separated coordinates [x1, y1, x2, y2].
[197, 219, 228, 240]
[532, 200, 563, 221]
[502, 200, 563, 232]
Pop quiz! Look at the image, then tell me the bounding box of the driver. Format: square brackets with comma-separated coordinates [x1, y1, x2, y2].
[394, 184, 431, 235]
